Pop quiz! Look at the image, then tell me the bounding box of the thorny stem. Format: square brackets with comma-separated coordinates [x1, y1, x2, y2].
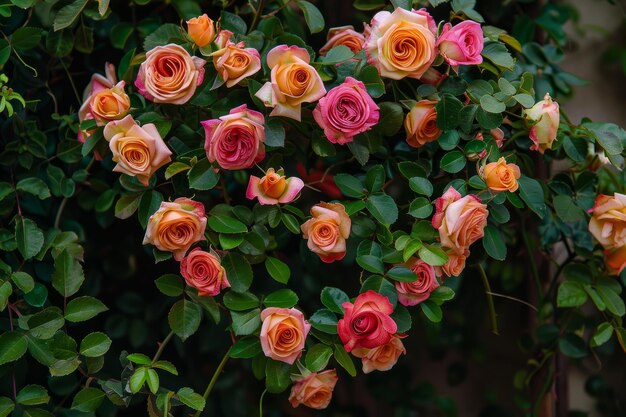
[486, 291, 538, 311]
[476, 263, 499, 335]
[152, 330, 175, 363]
[194, 347, 232, 417]
[249, 0, 265, 33]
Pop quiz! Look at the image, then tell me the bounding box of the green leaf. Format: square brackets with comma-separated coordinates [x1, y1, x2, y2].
[476, 108, 503, 129]
[229, 337, 262, 359]
[153, 360, 178, 375]
[295, 0, 325, 34]
[357, 65, 385, 98]
[11, 27, 43, 50]
[584, 122, 625, 156]
[145, 369, 159, 394]
[391, 304, 412, 332]
[513, 93, 534, 108]
[53, 0, 89, 31]
[356, 255, 385, 274]
[482, 42, 514, 69]
[265, 360, 291, 393]
[360, 275, 398, 307]
[309, 309, 338, 334]
[420, 300, 443, 322]
[223, 291, 259, 311]
[207, 215, 247, 234]
[320, 287, 349, 314]
[333, 344, 356, 376]
[553, 195, 585, 222]
[265, 257, 290, 284]
[596, 284, 625, 317]
[353, 0, 386, 10]
[220, 10, 247, 34]
[321, 45, 354, 64]
[557, 281, 588, 308]
[26, 307, 64, 339]
[517, 176, 546, 219]
[80, 332, 112, 357]
[479, 95, 506, 113]
[126, 353, 152, 365]
[482, 225, 506, 261]
[168, 299, 202, 341]
[188, 159, 219, 190]
[15, 217, 44, 260]
[497, 78, 516, 96]
[375, 102, 404, 136]
[231, 309, 261, 336]
[65, 296, 108, 322]
[143, 24, 182, 51]
[114, 193, 141, 220]
[281, 213, 301, 234]
[0, 397, 14, 417]
[52, 250, 84, 297]
[71, 388, 105, 412]
[387, 266, 417, 282]
[138, 190, 163, 228]
[11, 271, 34, 294]
[365, 165, 386, 193]
[436, 94, 464, 130]
[418, 244, 448, 266]
[334, 174, 365, 198]
[264, 289, 299, 308]
[177, 387, 206, 411]
[155, 274, 184, 297]
[222, 253, 253, 293]
[265, 119, 285, 147]
[408, 197, 433, 218]
[305, 344, 333, 372]
[16, 385, 49, 406]
[366, 193, 398, 225]
[390, 0, 411, 9]
[129, 368, 147, 394]
[440, 151, 466, 173]
[0, 281, 12, 312]
[558, 334, 587, 359]
[409, 177, 433, 197]
[591, 322, 613, 347]
[16, 178, 51, 199]
[0, 332, 28, 365]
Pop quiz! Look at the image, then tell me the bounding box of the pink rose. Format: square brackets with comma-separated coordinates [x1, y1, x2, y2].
[352, 335, 406, 373]
[319, 25, 366, 56]
[588, 193, 626, 250]
[312, 77, 379, 145]
[395, 259, 439, 306]
[246, 168, 304, 205]
[135, 43, 205, 104]
[524, 93, 560, 154]
[202, 104, 266, 170]
[436, 20, 484, 67]
[301, 202, 351, 263]
[259, 307, 311, 364]
[180, 248, 230, 297]
[289, 370, 338, 410]
[337, 290, 398, 352]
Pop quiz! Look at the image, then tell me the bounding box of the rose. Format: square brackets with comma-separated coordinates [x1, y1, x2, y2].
[440, 249, 469, 278]
[419, 67, 447, 86]
[143, 198, 207, 261]
[87, 83, 130, 123]
[436, 20, 484, 67]
[259, 307, 311, 364]
[186, 14, 215, 47]
[365, 8, 437, 80]
[312, 77, 379, 145]
[352, 335, 406, 373]
[404, 99, 441, 148]
[103, 115, 172, 186]
[605, 246, 626, 275]
[524, 93, 560, 154]
[78, 63, 119, 141]
[180, 248, 229, 297]
[255, 45, 326, 121]
[202, 104, 266, 170]
[319, 25, 366, 55]
[588, 193, 626, 250]
[246, 168, 304, 205]
[214, 29, 233, 48]
[395, 259, 439, 306]
[135, 44, 205, 104]
[288, 370, 338, 410]
[337, 290, 398, 352]
[301, 202, 351, 263]
[482, 157, 521, 192]
[432, 187, 489, 254]
[212, 43, 261, 88]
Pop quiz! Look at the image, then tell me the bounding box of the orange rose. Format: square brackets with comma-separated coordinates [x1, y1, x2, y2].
[301, 202, 351, 263]
[588, 193, 626, 250]
[289, 370, 338, 410]
[187, 14, 215, 48]
[143, 198, 207, 261]
[352, 335, 406, 374]
[404, 99, 441, 148]
[78, 63, 124, 141]
[605, 246, 626, 275]
[440, 249, 469, 278]
[319, 25, 366, 55]
[180, 248, 229, 297]
[259, 307, 311, 364]
[482, 157, 521, 192]
[212, 43, 261, 88]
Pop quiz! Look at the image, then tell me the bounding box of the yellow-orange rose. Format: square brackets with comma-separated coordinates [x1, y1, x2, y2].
[482, 157, 521, 192]
[259, 307, 311, 364]
[605, 246, 626, 275]
[289, 370, 338, 410]
[588, 193, 626, 250]
[352, 335, 406, 373]
[319, 25, 366, 55]
[143, 198, 207, 261]
[404, 99, 441, 148]
[440, 249, 469, 278]
[212, 43, 261, 88]
[187, 14, 215, 48]
[301, 202, 351, 263]
[88, 83, 130, 123]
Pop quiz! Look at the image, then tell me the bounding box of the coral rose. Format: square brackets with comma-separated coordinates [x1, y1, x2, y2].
[365, 8, 437, 80]
[202, 104, 265, 170]
[524, 93, 560, 154]
[78, 63, 121, 142]
[395, 259, 439, 306]
[143, 198, 207, 261]
[246, 168, 304, 205]
[135, 43, 205, 104]
[605, 246, 626, 276]
[180, 248, 229, 297]
[352, 335, 406, 373]
[404, 99, 441, 148]
[588, 193, 626, 250]
[313, 77, 379, 145]
[289, 370, 338, 410]
[103, 115, 172, 186]
[212, 43, 261, 88]
[301, 202, 351, 263]
[319, 25, 366, 55]
[255, 45, 326, 121]
[259, 307, 311, 364]
[436, 20, 484, 67]
[440, 248, 469, 278]
[337, 290, 398, 352]
[482, 157, 521, 192]
[187, 14, 215, 48]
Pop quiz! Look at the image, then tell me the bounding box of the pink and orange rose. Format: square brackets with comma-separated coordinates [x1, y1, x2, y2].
[212, 42, 261, 88]
[404, 99, 441, 148]
[319, 25, 366, 56]
[588, 193, 626, 250]
[246, 168, 304, 205]
[301, 202, 351, 263]
[259, 307, 311, 364]
[524, 93, 560, 154]
[352, 335, 406, 373]
[289, 370, 338, 410]
[605, 246, 626, 275]
[180, 248, 229, 297]
[395, 259, 439, 306]
[436, 20, 484, 67]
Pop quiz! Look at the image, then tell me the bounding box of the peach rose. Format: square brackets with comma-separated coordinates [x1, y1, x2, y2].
[301, 202, 351, 263]
[78, 63, 119, 142]
[440, 248, 469, 278]
[365, 8, 437, 80]
[524, 93, 560, 154]
[259, 307, 311, 364]
[404, 99, 441, 148]
[180, 248, 229, 297]
[246, 168, 304, 205]
[395, 259, 439, 306]
[588, 193, 626, 250]
[352, 335, 406, 373]
[255, 45, 326, 121]
[143, 198, 207, 261]
[289, 370, 338, 410]
[482, 157, 521, 192]
[202, 104, 265, 170]
[605, 245, 626, 275]
[212, 43, 261, 87]
[214, 29, 234, 49]
[135, 43, 205, 104]
[187, 14, 215, 48]
[319, 25, 366, 55]
[103, 115, 172, 186]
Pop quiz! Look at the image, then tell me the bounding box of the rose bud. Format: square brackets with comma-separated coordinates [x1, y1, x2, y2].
[404, 99, 442, 148]
[301, 202, 351, 263]
[259, 307, 311, 364]
[436, 20, 484, 67]
[246, 168, 304, 205]
[187, 14, 216, 48]
[524, 93, 560, 154]
[352, 335, 406, 373]
[289, 370, 338, 410]
[481, 157, 521, 192]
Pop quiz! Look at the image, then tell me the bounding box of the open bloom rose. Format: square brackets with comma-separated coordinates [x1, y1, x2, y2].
[187, 14, 215, 47]
[260, 307, 311, 364]
[338, 290, 398, 352]
[143, 198, 207, 261]
[405, 99, 441, 148]
[365, 7, 437, 80]
[246, 168, 304, 205]
[103, 115, 172, 186]
[78, 63, 122, 141]
[605, 246, 626, 275]
[301, 202, 351, 263]
[213, 43, 261, 87]
[313, 77, 379, 145]
[395, 259, 439, 306]
[482, 157, 521, 192]
[255, 45, 326, 121]
[202, 104, 265, 170]
[588, 193, 626, 250]
[135, 43, 205, 104]
[352, 335, 406, 373]
[524, 93, 560, 154]
[319, 25, 366, 55]
[436, 20, 484, 67]
[432, 187, 488, 254]
[180, 248, 229, 297]
[289, 370, 338, 410]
